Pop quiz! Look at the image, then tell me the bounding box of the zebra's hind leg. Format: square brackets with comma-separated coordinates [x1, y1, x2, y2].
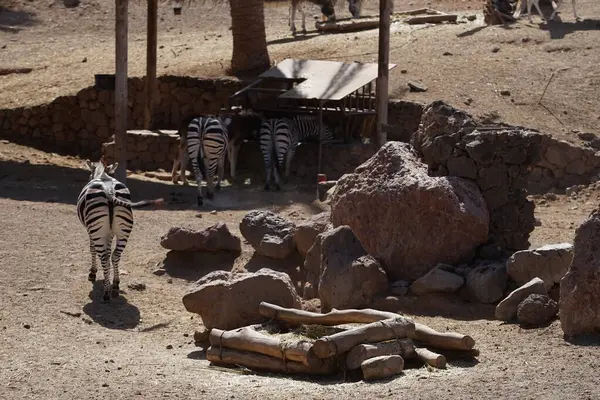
[110, 237, 128, 299]
[99, 247, 112, 302]
[88, 238, 97, 282]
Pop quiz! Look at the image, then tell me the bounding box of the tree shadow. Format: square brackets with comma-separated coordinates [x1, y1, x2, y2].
[539, 18, 600, 39]
[82, 281, 141, 330]
[0, 6, 38, 33]
[160, 250, 239, 281]
[456, 25, 489, 38]
[372, 294, 497, 322]
[267, 33, 321, 45]
[243, 251, 307, 294]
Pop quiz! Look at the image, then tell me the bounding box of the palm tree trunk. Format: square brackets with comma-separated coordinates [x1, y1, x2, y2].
[229, 0, 270, 74]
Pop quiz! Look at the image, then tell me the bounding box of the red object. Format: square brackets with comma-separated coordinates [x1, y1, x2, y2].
[317, 174, 327, 183]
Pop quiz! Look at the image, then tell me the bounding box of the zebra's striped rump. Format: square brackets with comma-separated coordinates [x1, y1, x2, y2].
[259, 118, 291, 191]
[186, 116, 230, 206]
[78, 160, 162, 302]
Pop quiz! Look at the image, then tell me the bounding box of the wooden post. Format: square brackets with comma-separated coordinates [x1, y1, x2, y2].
[376, 0, 391, 148]
[144, 0, 157, 130]
[115, 0, 128, 183]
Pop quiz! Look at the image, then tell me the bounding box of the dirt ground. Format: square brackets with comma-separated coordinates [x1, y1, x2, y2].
[2, 0, 600, 398]
[1, 0, 600, 142]
[1, 139, 600, 400]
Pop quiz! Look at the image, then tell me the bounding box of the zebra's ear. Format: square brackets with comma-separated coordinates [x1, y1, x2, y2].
[85, 159, 94, 171]
[106, 163, 119, 174]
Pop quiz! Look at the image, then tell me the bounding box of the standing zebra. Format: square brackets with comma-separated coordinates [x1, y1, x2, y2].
[259, 115, 335, 190]
[77, 160, 163, 302]
[185, 116, 231, 206]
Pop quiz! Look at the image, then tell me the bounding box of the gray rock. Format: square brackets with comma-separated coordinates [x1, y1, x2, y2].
[318, 226, 388, 312]
[390, 280, 410, 296]
[293, 212, 331, 256]
[160, 223, 241, 253]
[495, 277, 547, 321]
[408, 80, 428, 92]
[507, 243, 573, 290]
[466, 263, 507, 304]
[517, 294, 558, 327]
[182, 268, 301, 330]
[239, 210, 296, 259]
[410, 266, 465, 295]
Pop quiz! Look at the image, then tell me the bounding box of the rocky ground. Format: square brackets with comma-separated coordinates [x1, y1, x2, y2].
[2, 139, 600, 399]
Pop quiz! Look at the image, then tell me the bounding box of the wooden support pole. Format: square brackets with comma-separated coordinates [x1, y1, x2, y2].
[144, 0, 157, 130]
[115, 0, 128, 183]
[376, 0, 391, 148]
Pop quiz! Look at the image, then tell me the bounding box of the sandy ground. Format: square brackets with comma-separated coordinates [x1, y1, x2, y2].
[2, 140, 600, 399]
[1, 0, 600, 143]
[2, 1, 600, 398]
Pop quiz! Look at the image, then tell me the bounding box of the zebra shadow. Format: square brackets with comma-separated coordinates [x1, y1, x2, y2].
[82, 281, 141, 330]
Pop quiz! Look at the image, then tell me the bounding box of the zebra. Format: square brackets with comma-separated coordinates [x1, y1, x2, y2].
[77, 160, 163, 302]
[290, 0, 337, 35]
[259, 118, 289, 191]
[259, 115, 335, 190]
[184, 116, 231, 207]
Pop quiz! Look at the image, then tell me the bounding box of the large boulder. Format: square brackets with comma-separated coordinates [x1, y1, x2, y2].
[182, 269, 301, 330]
[495, 277, 547, 321]
[466, 263, 507, 304]
[330, 141, 489, 281]
[409, 265, 464, 295]
[560, 209, 600, 337]
[160, 223, 241, 253]
[293, 212, 332, 256]
[507, 243, 573, 291]
[517, 294, 558, 327]
[239, 210, 296, 259]
[318, 226, 388, 312]
[302, 232, 326, 300]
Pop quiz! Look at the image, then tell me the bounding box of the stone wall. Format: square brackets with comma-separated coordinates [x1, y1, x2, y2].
[387, 99, 424, 143]
[0, 76, 245, 159]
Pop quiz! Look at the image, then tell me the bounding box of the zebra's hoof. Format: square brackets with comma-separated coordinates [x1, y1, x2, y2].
[264, 184, 270, 191]
[275, 184, 281, 192]
[301, 29, 307, 35]
[88, 273, 96, 282]
[197, 196, 203, 206]
[215, 184, 221, 191]
[103, 293, 111, 303]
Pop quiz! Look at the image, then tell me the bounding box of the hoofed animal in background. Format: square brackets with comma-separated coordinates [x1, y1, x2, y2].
[259, 115, 336, 190]
[77, 160, 163, 302]
[186, 116, 231, 206]
[343, 0, 364, 18]
[514, 0, 580, 21]
[290, 0, 337, 35]
[259, 118, 289, 191]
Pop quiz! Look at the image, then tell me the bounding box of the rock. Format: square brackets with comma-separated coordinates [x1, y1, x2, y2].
[560, 209, 600, 337]
[466, 263, 507, 304]
[466, 14, 477, 21]
[506, 243, 573, 290]
[293, 212, 331, 256]
[390, 280, 410, 296]
[517, 294, 558, 327]
[495, 277, 547, 321]
[239, 210, 296, 259]
[330, 142, 489, 281]
[127, 282, 146, 291]
[160, 223, 241, 253]
[410, 266, 464, 295]
[318, 226, 388, 312]
[182, 269, 301, 330]
[477, 243, 503, 260]
[194, 327, 211, 345]
[408, 80, 428, 92]
[577, 132, 596, 141]
[499, 90, 511, 96]
[63, 0, 80, 7]
[303, 233, 325, 299]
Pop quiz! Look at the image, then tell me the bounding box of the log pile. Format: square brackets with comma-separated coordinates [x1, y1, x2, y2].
[202, 302, 479, 381]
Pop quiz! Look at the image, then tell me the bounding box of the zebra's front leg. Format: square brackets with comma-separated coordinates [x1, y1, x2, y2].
[290, 5, 298, 35]
[272, 163, 282, 191]
[111, 238, 128, 299]
[88, 238, 97, 282]
[300, 7, 307, 34]
[216, 154, 226, 191]
[180, 145, 190, 186]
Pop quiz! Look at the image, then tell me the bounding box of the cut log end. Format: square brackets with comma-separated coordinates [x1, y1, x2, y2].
[415, 347, 447, 369]
[361, 355, 405, 381]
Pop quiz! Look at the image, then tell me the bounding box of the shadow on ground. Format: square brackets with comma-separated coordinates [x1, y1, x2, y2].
[82, 281, 141, 330]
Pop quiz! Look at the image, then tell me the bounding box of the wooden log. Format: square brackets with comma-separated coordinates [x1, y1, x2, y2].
[258, 302, 475, 351]
[415, 347, 447, 369]
[258, 302, 399, 326]
[405, 14, 458, 24]
[360, 355, 404, 381]
[312, 317, 415, 359]
[206, 346, 337, 375]
[412, 323, 475, 351]
[346, 338, 415, 370]
[209, 327, 313, 366]
[315, 19, 380, 33]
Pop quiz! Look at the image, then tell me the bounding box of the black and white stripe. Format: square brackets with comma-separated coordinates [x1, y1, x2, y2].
[77, 160, 162, 302]
[184, 116, 231, 206]
[259, 118, 290, 191]
[278, 115, 335, 179]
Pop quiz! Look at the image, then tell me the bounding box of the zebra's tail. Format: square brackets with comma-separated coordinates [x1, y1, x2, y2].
[108, 193, 165, 209]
